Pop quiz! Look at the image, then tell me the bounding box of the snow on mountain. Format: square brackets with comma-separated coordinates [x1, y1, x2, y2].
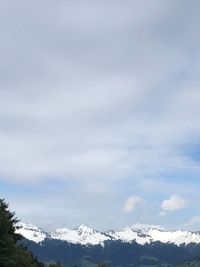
[16, 222, 200, 246]
[51, 224, 111, 245]
[148, 228, 200, 245]
[16, 222, 50, 243]
[126, 223, 200, 245]
[131, 223, 164, 232]
[122, 223, 200, 245]
[107, 227, 152, 245]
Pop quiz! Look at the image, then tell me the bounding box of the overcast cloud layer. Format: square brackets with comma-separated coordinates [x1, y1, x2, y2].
[1, 0, 200, 231]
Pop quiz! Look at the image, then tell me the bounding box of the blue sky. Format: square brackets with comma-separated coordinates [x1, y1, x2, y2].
[0, 0, 200, 231]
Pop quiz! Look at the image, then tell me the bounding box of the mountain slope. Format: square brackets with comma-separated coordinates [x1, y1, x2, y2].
[51, 224, 112, 245]
[16, 222, 50, 243]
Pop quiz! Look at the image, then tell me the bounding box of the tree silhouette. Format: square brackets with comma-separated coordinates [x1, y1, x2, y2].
[0, 198, 44, 267]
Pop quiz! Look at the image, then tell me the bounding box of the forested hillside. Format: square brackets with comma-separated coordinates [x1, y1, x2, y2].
[176, 257, 200, 267]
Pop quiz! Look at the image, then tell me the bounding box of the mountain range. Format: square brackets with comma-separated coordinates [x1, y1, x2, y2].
[16, 222, 200, 246]
[16, 222, 200, 266]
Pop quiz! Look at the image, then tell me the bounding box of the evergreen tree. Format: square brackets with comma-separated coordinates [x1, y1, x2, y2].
[0, 198, 21, 267]
[0, 198, 44, 267]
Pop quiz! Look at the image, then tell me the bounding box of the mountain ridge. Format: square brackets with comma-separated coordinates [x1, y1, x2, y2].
[16, 222, 200, 246]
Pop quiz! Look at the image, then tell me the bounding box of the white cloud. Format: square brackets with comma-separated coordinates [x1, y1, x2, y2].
[190, 215, 200, 224]
[184, 215, 200, 229]
[161, 195, 186, 212]
[123, 195, 144, 213]
[159, 211, 166, 217]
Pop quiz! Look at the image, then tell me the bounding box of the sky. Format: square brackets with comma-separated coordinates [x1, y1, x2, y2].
[0, 0, 200, 231]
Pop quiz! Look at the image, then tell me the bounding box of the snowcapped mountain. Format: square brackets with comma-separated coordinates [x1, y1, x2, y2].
[16, 222, 200, 246]
[51, 224, 112, 245]
[16, 222, 50, 243]
[107, 226, 152, 245]
[146, 227, 200, 246]
[108, 223, 200, 246]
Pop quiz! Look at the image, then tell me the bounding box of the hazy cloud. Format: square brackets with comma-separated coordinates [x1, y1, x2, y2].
[161, 195, 186, 212]
[189, 215, 200, 224]
[123, 196, 144, 213]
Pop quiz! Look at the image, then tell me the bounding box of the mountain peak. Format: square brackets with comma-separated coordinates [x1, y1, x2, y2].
[16, 222, 49, 243]
[77, 224, 95, 235]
